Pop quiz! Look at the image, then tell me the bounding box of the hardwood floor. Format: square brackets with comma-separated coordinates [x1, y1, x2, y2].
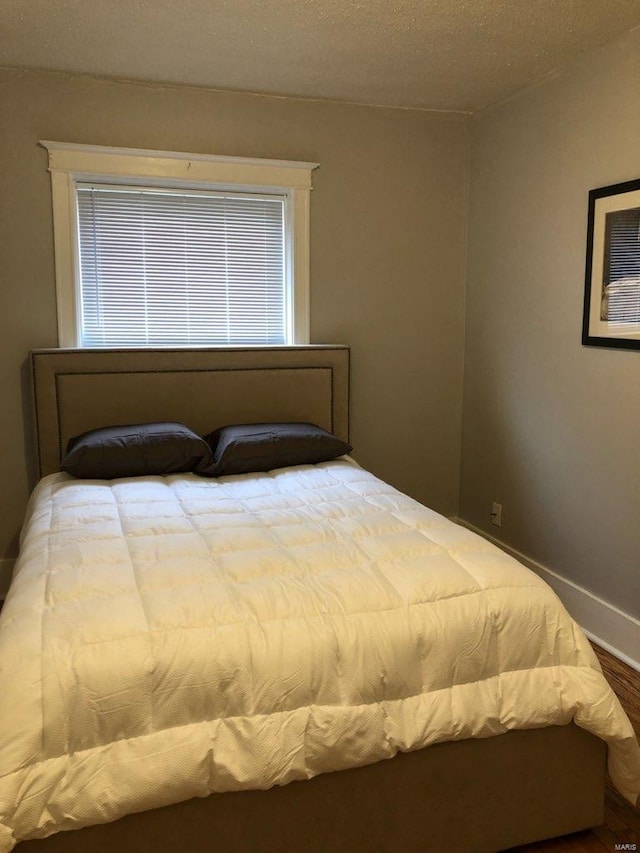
[510, 643, 640, 852]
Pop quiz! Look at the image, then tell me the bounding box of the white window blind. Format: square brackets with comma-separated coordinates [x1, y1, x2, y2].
[76, 184, 287, 346]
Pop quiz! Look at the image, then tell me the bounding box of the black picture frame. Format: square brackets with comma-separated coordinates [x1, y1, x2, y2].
[582, 177, 640, 350]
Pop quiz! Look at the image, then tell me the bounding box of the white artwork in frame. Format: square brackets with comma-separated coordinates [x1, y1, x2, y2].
[583, 177, 640, 350]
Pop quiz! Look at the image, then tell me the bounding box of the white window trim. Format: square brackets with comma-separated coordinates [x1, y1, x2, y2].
[40, 141, 319, 347]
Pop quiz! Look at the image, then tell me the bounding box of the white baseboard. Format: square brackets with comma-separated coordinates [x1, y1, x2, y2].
[452, 517, 640, 673]
[0, 559, 15, 600]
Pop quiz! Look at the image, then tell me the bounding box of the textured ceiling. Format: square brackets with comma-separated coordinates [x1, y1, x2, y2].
[1, 0, 640, 112]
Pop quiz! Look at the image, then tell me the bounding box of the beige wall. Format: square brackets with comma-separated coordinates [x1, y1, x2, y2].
[461, 28, 640, 617]
[0, 68, 469, 560]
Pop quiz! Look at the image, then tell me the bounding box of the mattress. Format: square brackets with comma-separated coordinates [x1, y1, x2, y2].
[0, 458, 638, 850]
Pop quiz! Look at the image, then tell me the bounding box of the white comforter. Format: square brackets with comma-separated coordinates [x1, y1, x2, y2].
[0, 459, 638, 849]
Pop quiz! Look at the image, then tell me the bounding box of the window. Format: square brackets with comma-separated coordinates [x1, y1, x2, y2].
[42, 142, 318, 347]
[77, 185, 286, 346]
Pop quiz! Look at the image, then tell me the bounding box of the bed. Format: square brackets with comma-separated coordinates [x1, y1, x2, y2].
[1, 345, 638, 853]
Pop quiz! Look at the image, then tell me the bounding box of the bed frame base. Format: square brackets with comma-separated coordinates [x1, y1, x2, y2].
[17, 724, 605, 853]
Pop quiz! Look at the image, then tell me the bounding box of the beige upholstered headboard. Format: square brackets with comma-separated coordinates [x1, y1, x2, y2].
[31, 346, 350, 478]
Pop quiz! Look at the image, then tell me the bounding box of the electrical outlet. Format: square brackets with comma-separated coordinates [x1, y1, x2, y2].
[490, 502, 502, 527]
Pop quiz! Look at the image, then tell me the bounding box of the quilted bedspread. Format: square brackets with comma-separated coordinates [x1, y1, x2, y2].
[0, 459, 639, 849]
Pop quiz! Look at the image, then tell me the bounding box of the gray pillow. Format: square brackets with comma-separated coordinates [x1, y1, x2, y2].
[196, 422, 352, 477]
[61, 422, 211, 479]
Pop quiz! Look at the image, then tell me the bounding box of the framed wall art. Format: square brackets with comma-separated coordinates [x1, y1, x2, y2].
[582, 177, 640, 350]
